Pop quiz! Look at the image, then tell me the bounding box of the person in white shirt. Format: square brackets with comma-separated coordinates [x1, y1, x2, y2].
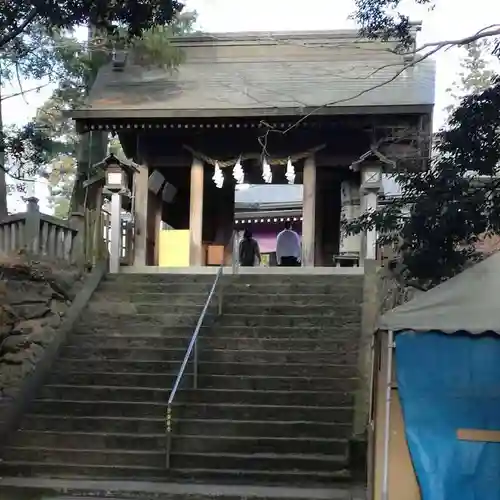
[276, 221, 301, 266]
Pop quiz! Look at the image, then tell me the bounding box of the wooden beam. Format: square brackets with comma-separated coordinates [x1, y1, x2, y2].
[457, 429, 500, 443]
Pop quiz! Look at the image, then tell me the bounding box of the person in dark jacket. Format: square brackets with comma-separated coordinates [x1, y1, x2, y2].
[239, 228, 261, 266]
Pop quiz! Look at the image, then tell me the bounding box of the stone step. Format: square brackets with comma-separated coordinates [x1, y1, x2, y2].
[2, 447, 347, 473]
[29, 400, 353, 423]
[93, 292, 362, 306]
[58, 347, 357, 365]
[78, 314, 212, 329]
[68, 335, 358, 353]
[105, 274, 363, 285]
[170, 452, 349, 474]
[0, 461, 351, 483]
[59, 347, 187, 362]
[130, 304, 360, 317]
[72, 325, 360, 340]
[53, 359, 358, 378]
[20, 415, 353, 439]
[37, 386, 354, 407]
[215, 314, 360, 328]
[97, 282, 362, 295]
[8, 431, 348, 456]
[86, 303, 212, 316]
[105, 274, 217, 284]
[47, 372, 359, 392]
[77, 313, 360, 329]
[98, 282, 214, 294]
[0, 477, 365, 500]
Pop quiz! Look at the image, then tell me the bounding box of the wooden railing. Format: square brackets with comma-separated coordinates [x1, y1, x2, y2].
[0, 199, 79, 261]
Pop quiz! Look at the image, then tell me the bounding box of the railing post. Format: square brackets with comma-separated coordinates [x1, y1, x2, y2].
[24, 197, 41, 254]
[193, 338, 198, 389]
[110, 192, 122, 274]
[165, 404, 172, 469]
[218, 284, 224, 316]
[218, 263, 224, 316]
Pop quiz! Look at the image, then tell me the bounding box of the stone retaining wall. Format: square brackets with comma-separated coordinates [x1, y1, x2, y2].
[0, 252, 84, 410]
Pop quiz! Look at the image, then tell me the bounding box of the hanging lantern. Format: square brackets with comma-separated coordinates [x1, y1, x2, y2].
[233, 157, 245, 184]
[285, 157, 296, 185]
[262, 158, 272, 184]
[212, 161, 224, 188]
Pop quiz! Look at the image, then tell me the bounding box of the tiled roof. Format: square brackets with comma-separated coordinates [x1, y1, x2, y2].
[81, 30, 435, 119]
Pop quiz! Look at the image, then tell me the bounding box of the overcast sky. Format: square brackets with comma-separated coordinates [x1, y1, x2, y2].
[2, 0, 500, 211]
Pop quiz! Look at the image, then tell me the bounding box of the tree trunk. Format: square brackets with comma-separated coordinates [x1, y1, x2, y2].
[70, 130, 108, 212]
[69, 25, 108, 214]
[0, 81, 9, 217]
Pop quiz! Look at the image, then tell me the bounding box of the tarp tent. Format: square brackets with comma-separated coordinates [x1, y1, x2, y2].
[374, 252, 500, 500]
[379, 251, 500, 334]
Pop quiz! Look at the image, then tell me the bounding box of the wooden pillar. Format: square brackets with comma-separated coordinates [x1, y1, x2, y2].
[314, 168, 324, 266]
[189, 158, 204, 266]
[153, 197, 163, 266]
[302, 155, 316, 267]
[133, 165, 149, 267]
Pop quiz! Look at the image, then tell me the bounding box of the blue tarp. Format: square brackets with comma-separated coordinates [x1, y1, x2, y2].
[395, 331, 500, 500]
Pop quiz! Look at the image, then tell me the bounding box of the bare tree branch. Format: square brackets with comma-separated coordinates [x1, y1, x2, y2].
[257, 23, 500, 145]
[0, 83, 50, 101]
[415, 24, 500, 53]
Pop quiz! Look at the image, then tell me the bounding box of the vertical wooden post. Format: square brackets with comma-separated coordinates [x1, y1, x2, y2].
[70, 211, 85, 264]
[153, 195, 163, 266]
[302, 155, 316, 267]
[189, 158, 204, 266]
[24, 197, 41, 254]
[133, 164, 149, 267]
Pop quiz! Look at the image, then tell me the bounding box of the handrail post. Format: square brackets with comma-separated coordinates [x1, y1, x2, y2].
[218, 258, 224, 316]
[193, 338, 198, 389]
[166, 404, 172, 469]
[218, 283, 224, 316]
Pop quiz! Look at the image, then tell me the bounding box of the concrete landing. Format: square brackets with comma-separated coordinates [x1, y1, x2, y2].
[0, 478, 366, 500]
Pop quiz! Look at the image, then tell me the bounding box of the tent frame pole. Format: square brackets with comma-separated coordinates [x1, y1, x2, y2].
[382, 329, 394, 500]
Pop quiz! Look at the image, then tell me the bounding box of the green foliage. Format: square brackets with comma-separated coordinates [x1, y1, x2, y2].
[46, 155, 75, 218]
[0, 0, 184, 49]
[444, 40, 496, 115]
[347, 1, 500, 288]
[344, 76, 500, 289]
[0, 123, 53, 180]
[0, 0, 185, 213]
[352, 0, 433, 50]
[36, 12, 196, 214]
[0, 9, 196, 213]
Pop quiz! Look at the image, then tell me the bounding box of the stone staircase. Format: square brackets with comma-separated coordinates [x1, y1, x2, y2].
[0, 272, 365, 497]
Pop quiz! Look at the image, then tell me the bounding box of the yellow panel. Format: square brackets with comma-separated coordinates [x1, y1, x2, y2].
[159, 230, 190, 267]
